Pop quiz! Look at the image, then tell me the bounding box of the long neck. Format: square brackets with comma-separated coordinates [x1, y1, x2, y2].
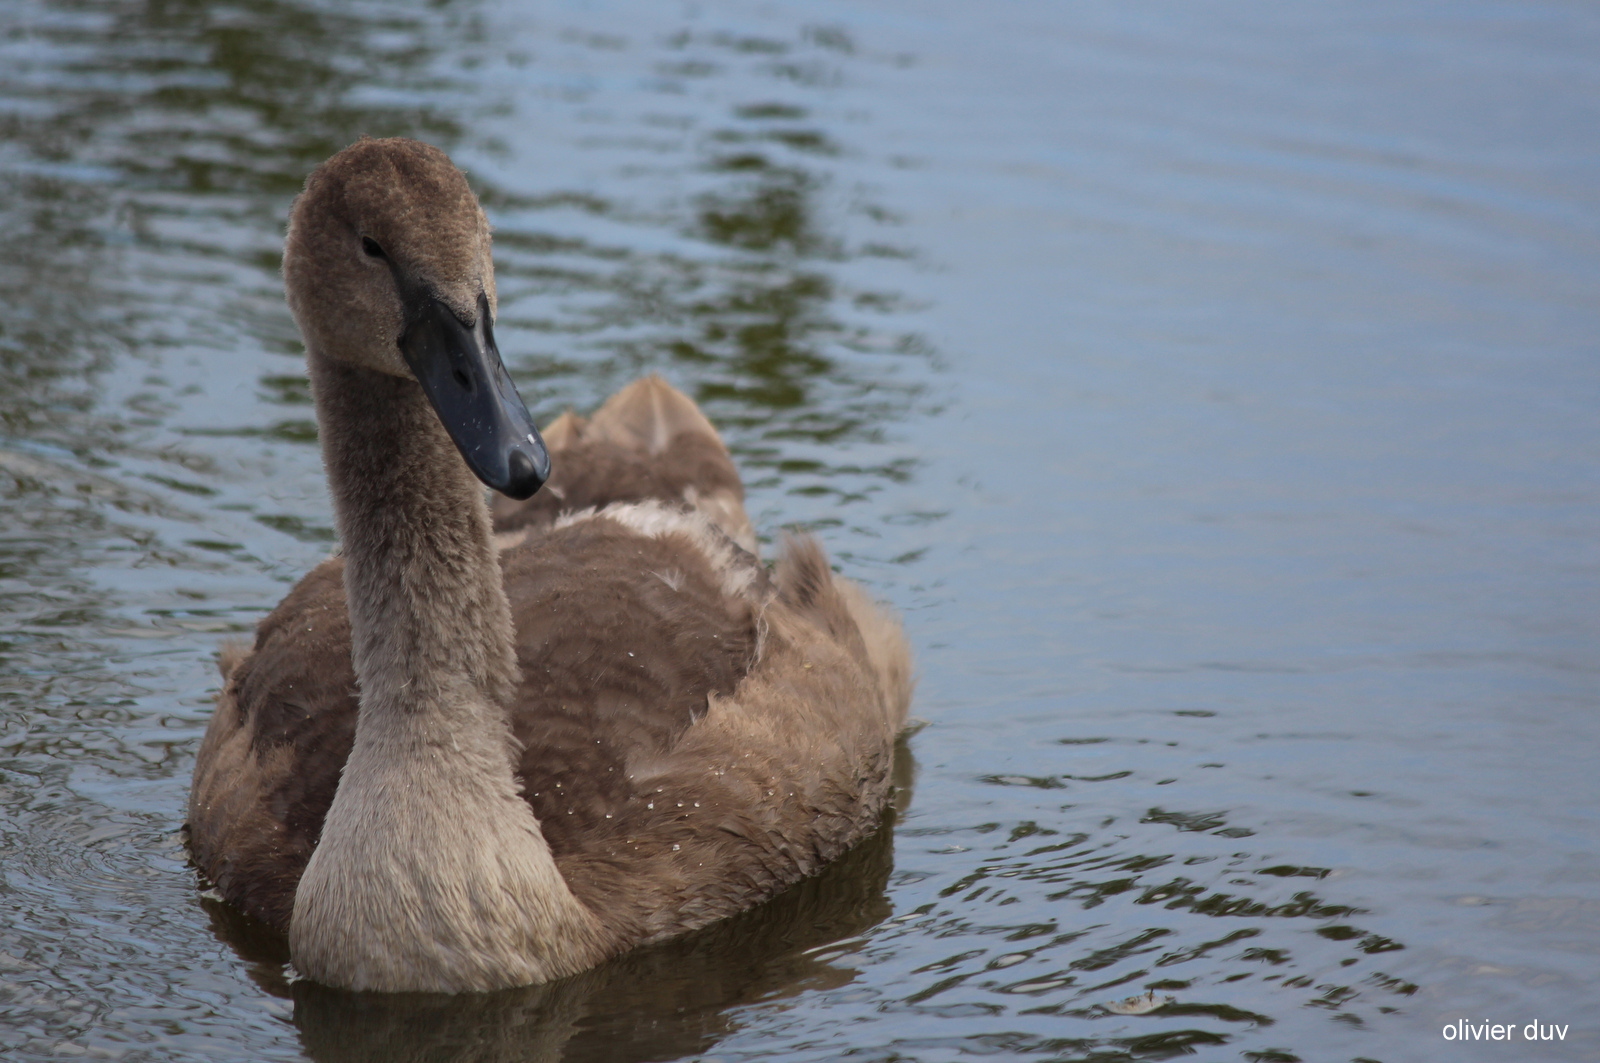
[290, 353, 602, 993]
[310, 354, 517, 733]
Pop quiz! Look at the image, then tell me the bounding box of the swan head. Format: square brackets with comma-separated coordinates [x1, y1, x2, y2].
[284, 137, 548, 499]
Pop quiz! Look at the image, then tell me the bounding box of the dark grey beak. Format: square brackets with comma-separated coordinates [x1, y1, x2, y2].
[398, 293, 549, 500]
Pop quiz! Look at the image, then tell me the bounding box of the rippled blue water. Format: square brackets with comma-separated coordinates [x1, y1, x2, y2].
[2, 1, 1597, 1060]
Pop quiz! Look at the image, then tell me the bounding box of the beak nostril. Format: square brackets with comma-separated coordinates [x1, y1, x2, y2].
[452, 369, 471, 390]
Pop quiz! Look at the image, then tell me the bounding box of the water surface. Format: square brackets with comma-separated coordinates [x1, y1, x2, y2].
[2, 1, 1597, 1060]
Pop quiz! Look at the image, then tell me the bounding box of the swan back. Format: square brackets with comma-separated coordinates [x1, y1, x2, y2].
[494, 376, 758, 554]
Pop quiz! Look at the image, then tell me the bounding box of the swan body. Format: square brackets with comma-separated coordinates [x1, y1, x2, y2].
[186, 138, 911, 992]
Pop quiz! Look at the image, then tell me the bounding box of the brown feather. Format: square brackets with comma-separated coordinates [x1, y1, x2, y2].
[190, 507, 909, 940]
[492, 377, 756, 553]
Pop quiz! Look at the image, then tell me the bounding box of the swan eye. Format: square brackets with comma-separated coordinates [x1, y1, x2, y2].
[361, 236, 386, 259]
